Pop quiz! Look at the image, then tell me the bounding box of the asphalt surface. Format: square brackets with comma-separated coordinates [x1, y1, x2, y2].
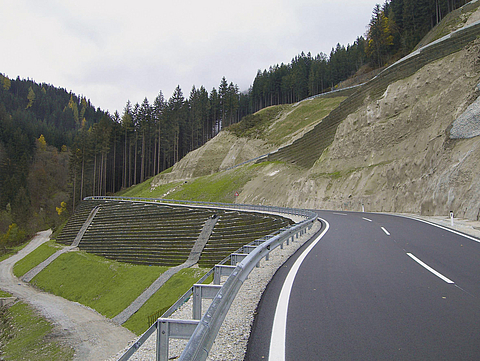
[245, 211, 480, 360]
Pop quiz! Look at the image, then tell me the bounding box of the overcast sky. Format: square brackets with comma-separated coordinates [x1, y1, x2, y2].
[1, 0, 377, 114]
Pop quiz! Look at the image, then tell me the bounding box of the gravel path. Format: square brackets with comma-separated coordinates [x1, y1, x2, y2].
[0, 230, 135, 361]
[110, 221, 322, 361]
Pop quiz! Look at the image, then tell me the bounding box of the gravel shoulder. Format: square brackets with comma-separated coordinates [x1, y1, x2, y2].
[0, 230, 135, 361]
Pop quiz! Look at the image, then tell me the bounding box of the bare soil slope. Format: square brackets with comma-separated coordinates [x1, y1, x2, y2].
[151, 6, 480, 221]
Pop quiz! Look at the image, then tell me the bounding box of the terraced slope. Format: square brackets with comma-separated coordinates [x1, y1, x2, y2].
[199, 210, 292, 267]
[56, 200, 105, 245]
[267, 20, 480, 168]
[56, 199, 292, 267]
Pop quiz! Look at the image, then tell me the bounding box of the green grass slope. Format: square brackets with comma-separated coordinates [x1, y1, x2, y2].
[228, 96, 347, 146]
[0, 302, 74, 360]
[29, 251, 168, 319]
[13, 241, 62, 277]
[124, 162, 265, 202]
[14, 245, 208, 334]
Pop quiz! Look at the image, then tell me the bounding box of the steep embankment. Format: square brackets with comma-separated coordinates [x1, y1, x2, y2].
[148, 4, 480, 221]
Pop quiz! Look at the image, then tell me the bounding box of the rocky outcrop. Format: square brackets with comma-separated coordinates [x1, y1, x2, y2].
[450, 90, 480, 138]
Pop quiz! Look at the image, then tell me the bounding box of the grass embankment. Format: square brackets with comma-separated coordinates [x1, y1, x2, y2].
[124, 268, 210, 334]
[266, 96, 347, 145]
[14, 244, 209, 334]
[29, 251, 168, 319]
[120, 163, 264, 203]
[228, 105, 288, 139]
[0, 302, 74, 360]
[228, 96, 346, 145]
[13, 241, 61, 277]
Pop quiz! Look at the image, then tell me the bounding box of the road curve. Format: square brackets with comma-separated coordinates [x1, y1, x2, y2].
[0, 230, 135, 361]
[246, 211, 480, 360]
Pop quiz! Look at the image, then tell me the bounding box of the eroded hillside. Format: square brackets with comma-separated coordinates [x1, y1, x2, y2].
[147, 5, 480, 221]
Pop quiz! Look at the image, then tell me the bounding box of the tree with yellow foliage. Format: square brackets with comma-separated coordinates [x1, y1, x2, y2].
[1, 74, 11, 91]
[366, 4, 395, 67]
[26, 86, 36, 109]
[37, 134, 47, 151]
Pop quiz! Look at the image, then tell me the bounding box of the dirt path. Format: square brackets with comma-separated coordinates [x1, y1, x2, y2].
[0, 230, 135, 360]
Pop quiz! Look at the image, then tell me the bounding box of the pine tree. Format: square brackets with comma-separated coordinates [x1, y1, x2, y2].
[153, 91, 165, 175]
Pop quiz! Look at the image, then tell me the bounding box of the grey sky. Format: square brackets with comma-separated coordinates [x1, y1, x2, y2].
[1, 0, 376, 114]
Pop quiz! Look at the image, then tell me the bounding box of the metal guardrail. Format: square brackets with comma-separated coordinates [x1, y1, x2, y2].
[83, 196, 317, 360]
[178, 218, 316, 361]
[84, 196, 313, 218]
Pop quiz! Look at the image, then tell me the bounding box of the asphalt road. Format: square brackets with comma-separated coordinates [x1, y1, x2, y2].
[245, 211, 480, 360]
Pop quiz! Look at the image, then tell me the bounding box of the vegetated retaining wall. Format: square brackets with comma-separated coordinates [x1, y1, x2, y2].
[56, 199, 292, 267]
[266, 20, 480, 169]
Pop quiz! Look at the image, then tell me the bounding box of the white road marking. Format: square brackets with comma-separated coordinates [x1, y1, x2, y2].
[407, 253, 454, 284]
[362, 217, 372, 222]
[269, 219, 330, 361]
[381, 227, 390, 236]
[333, 212, 347, 216]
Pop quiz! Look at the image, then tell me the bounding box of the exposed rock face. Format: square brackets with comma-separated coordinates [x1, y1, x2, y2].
[450, 93, 480, 138]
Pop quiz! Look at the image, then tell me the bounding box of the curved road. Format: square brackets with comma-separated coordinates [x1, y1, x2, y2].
[0, 230, 135, 361]
[246, 211, 480, 360]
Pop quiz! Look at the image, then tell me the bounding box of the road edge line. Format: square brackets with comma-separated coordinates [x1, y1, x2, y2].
[268, 218, 330, 361]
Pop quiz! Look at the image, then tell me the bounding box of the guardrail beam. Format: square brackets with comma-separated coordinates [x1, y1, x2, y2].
[252, 239, 265, 246]
[95, 196, 319, 361]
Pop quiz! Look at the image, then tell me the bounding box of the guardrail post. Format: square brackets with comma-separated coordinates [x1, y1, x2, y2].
[213, 265, 236, 285]
[230, 253, 248, 265]
[241, 245, 257, 254]
[193, 284, 222, 320]
[156, 319, 199, 361]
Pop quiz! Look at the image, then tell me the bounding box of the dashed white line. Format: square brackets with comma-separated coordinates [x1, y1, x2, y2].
[381, 227, 390, 236]
[407, 253, 454, 284]
[269, 219, 330, 361]
[333, 212, 347, 216]
[362, 217, 372, 222]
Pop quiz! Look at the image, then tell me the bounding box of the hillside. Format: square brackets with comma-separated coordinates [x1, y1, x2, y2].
[132, 4, 480, 221]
